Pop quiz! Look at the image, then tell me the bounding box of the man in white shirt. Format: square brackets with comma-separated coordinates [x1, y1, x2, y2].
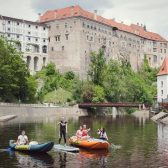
[17, 130, 29, 145]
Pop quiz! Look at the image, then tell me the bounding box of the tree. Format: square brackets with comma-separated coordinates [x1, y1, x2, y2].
[88, 49, 106, 85]
[0, 37, 36, 102]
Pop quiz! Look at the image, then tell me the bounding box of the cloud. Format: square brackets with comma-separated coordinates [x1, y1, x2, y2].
[0, 0, 38, 21]
[31, 0, 113, 13]
[102, 0, 168, 38]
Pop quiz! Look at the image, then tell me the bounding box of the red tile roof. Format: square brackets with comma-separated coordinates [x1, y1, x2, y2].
[40, 5, 167, 42]
[157, 57, 168, 76]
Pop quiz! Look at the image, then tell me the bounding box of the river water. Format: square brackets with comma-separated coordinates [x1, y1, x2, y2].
[0, 111, 167, 168]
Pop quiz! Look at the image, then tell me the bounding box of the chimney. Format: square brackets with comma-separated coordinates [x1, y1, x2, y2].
[94, 10, 97, 20]
[137, 22, 139, 26]
[144, 25, 147, 31]
[71, 6, 74, 16]
[54, 11, 57, 19]
[38, 13, 41, 22]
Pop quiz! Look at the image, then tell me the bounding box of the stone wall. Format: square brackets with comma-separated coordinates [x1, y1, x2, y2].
[0, 104, 87, 123]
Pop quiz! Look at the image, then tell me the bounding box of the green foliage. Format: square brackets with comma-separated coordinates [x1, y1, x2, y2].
[0, 37, 36, 102]
[44, 88, 72, 104]
[88, 51, 157, 105]
[92, 85, 105, 103]
[64, 71, 75, 80]
[88, 49, 106, 85]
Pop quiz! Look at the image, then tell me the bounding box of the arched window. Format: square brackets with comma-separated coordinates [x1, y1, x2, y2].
[43, 57, 46, 66]
[34, 57, 39, 71]
[26, 56, 31, 69]
[42, 45, 47, 53]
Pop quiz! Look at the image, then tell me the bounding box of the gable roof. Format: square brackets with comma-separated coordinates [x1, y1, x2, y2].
[40, 5, 167, 42]
[157, 57, 168, 76]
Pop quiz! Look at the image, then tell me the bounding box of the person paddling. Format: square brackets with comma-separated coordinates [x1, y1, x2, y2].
[76, 126, 83, 139]
[97, 128, 108, 141]
[17, 130, 29, 145]
[81, 124, 90, 139]
[58, 117, 67, 145]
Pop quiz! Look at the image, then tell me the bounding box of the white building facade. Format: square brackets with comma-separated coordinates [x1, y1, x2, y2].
[157, 57, 168, 102]
[0, 15, 49, 74]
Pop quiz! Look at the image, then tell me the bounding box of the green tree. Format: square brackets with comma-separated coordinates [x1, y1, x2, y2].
[0, 37, 36, 102]
[88, 49, 106, 85]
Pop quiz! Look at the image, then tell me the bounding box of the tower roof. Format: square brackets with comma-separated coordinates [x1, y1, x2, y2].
[157, 56, 168, 76]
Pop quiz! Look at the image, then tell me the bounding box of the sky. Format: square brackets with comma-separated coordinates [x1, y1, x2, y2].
[0, 0, 167, 38]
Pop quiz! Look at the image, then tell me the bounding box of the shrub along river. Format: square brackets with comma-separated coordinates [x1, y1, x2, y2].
[0, 110, 168, 168]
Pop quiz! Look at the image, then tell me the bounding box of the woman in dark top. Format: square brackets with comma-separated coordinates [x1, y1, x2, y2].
[58, 117, 67, 145]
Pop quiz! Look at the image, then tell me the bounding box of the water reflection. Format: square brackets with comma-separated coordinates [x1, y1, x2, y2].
[58, 152, 67, 168]
[80, 149, 109, 168]
[11, 152, 54, 168]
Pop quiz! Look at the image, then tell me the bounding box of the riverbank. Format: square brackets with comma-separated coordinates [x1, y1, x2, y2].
[0, 103, 87, 123]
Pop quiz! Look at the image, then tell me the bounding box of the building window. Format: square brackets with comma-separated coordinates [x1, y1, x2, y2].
[161, 81, 163, 87]
[28, 25, 31, 28]
[65, 34, 69, 40]
[28, 37, 31, 41]
[34, 57, 38, 71]
[161, 90, 163, 96]
[36, 26, 38, 29]
[26, 56, 31, 69]
[164, 43, 167, 48]
[43, 27, 46, 30]
[51, 47, 54, 51]
[83, 22, 85, 27]
[7, 34, 10, 37]
[42, 45, 47, 53]
[164, 49, 166, 53]
[43, 57, 46, 66]
[62, 46, 64, 51]
[7, 28, 10, 31]
[48, 37, 50, 42]
[43, 39, 46, 42]
[35, 38, 38, 42]
[55, 35, 60, 41]
[153, 48, 157, 52]
[17, 35, 19, 39]
[153, 55, 157, 63]
[8, 21, 10, 24]
[65, 23, 68, 28]
[17, 22, 19, 25]
[28, 31, 31, 34]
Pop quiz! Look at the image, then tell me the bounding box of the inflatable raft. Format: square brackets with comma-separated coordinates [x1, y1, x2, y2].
[69, 137, 110, 150]
[9, 140, 54, 153]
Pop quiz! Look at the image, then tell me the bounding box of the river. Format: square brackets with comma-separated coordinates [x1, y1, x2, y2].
[0, 110, 167, 168]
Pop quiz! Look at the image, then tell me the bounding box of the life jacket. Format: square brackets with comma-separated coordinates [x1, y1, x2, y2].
[82, 129, 88, 136]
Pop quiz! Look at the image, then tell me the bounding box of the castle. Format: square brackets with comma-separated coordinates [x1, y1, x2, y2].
[0, 5, 168, 78]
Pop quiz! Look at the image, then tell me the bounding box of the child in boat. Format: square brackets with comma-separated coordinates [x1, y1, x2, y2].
[58, 117, 67, 145]
[97, 128, 108, 141]
[17, 130, 29, 145]
[81, 124, 90, 139]
[76, 126, 83, 139]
